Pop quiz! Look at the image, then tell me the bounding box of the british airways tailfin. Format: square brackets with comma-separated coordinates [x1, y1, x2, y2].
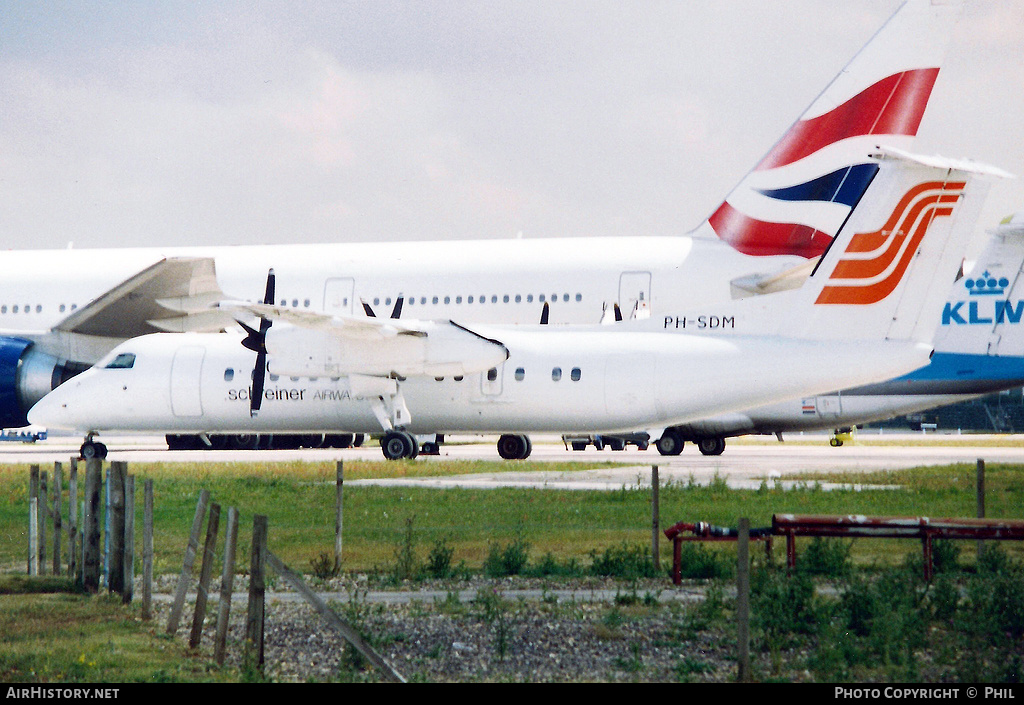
[693, 0, 965, 260]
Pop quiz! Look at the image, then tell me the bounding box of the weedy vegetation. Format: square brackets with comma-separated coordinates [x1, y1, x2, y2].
[1, 458, 1023, 682]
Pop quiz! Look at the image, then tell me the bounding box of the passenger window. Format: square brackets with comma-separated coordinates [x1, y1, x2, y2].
[552, 367, 562, 381]
[571, 367, 581, 381]
[224, 369, 234, 382]
[105, 353, 136, 370]
[487, 368, 498, 382]
[515, 368, 525, 381]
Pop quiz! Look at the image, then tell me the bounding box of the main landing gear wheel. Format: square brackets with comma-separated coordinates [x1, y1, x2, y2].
[80, 440, 108, 460]
[497, 434, 532, 460]
[381, 430, 419, 460]
[656, 430, 684, 456]
[696, 437, 726, 456]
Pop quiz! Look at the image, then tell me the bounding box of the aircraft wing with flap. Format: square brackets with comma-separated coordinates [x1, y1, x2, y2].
[223, 301, 509, 379]
[55, 257, 235, 338]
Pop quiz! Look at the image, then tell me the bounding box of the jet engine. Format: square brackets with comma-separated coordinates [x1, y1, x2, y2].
[0, 337, 87, 428]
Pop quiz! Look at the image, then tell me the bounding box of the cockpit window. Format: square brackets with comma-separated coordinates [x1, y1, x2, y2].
[105, 353, 136, 369]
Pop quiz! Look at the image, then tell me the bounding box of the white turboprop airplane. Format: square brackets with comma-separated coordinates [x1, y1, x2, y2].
[27, 151, 995, 459]
[0, 0, 992, 455]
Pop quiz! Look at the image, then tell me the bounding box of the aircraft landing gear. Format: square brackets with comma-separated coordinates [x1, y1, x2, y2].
[497, 434, 532, 460]
[829, 428, 854, 447]
[696, 436, 726, 456]
[80, 436, 108, 460]
[381, 429, 419, 460]
[656, 429, 684, 456]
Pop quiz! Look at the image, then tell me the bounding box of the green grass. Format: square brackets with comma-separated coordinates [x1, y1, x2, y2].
[3, 457, 1024, 683]
[3, 460, 1024, 575]
[0, 588, 243, 682]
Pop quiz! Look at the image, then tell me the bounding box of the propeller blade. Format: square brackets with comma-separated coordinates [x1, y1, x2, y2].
[614, 303, 622, 322]
[263, 268, 276, 305]
[251, 349, 267, 417]
[540, 302, 549, 325]
[361, 300, 376, 317]
[239, 320, 261, 352]
[247, 268, 275, 417]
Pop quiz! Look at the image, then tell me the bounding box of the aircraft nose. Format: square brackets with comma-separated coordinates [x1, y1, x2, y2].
[28, 387, 76, 430]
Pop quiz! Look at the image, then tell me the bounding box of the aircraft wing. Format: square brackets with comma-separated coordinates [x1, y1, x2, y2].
[225, 301, 428, 339]
[55, 257, 235, 337]
[224, 301, 509, 378]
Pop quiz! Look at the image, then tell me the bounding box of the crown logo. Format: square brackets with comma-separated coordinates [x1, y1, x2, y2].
[966, 271, 1008, 296]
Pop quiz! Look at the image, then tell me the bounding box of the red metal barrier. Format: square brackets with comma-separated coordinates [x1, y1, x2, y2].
[772, 514, 1024, 580]
[664, 521, 773, 585]
[665, 514, 1024, 584]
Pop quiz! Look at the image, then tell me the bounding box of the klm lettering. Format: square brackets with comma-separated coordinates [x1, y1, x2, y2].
[942, 300, 1024, 325]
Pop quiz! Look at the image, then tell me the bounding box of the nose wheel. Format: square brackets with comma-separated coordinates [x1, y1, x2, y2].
[80, 438, 108, 460]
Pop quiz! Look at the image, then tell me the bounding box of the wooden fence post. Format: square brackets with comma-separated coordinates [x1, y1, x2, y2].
[69, 459, 78, 580]
[167, 489, 211, 635]
[190, 503, 221, 649]
[215, 507, 239, 666]
[335, 461, 343, 570]
[651, 465, 660, 570]
[142, 479, 154, 620]
[53, 462, 62, 576]
[977, 458, 986, 562]
[245, 514, 268, 671]
[737, 517, 751, 683]
[28, 466, 39, 575]
[108, 462, 126, 596]
[83, 459, 103, 593]
[124, 474, 135, 604]
[39, 470, 47, 575]
[265, 550, 407, 683]
[28, 498, 38, 577]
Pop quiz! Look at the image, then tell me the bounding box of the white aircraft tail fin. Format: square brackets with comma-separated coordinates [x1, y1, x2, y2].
[931, 211, 1024, 358]
[778, 150, 996, 345]
[692, 0, 965, 260]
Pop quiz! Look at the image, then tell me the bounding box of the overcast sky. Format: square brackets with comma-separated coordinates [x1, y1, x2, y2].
[1, 1, 1022, 253]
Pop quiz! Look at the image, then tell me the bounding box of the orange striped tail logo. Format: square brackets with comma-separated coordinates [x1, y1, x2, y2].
[815, 181, 966, 305]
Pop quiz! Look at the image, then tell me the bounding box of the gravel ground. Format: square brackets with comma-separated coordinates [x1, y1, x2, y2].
[152, 574, 753, 683]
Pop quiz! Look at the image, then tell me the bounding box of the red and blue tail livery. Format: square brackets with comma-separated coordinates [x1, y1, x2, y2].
[701, 0, 964, 259]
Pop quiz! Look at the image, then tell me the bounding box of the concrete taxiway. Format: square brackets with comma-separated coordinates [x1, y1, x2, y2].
[3, 432, 1021, 491]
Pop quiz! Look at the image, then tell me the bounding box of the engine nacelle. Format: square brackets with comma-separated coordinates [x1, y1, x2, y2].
[0, 337, 85, 428]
